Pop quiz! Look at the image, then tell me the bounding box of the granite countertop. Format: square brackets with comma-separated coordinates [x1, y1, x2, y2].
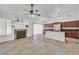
[46, 30, 64, 32]
[45, 29, 79, 32]
[61, 29, 79, 31]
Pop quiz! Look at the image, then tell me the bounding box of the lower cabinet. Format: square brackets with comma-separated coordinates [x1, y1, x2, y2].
[65, 31, 78, 39]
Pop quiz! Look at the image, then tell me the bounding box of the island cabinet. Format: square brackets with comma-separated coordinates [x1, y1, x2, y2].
[45, 31, 65, 42]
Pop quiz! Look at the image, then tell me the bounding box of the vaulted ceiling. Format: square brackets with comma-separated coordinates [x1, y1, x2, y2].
[0, 4, 79, 21]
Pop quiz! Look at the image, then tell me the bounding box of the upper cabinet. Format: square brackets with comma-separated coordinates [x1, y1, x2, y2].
[61, 21, 79, 27]
[44, 23, 54, 28]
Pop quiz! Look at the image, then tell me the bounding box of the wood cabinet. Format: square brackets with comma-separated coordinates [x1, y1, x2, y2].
[44, 23, 53, 28]
[62, 21, 79, 27]
[61, 20, 79, 39]
[43, 23, 54, 34]
[65, 31, 78, 39]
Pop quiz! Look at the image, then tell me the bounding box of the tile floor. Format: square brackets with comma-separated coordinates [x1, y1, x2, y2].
[0, 35, 79, 55]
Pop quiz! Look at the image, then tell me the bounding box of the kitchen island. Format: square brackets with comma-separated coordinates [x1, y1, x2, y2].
[45, 30, 65, 42]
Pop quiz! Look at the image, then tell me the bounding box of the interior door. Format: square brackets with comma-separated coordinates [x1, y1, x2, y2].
[33, 23, 43, 35]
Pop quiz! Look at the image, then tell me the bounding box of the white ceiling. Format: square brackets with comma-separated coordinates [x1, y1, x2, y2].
[0, 4, 79, 21]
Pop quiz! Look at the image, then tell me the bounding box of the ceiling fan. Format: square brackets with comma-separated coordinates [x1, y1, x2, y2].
[24, 4, 41, 16]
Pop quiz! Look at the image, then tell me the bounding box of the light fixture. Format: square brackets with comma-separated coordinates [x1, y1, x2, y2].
[29, 14, 35, 17]
[24, 4, 41, 17]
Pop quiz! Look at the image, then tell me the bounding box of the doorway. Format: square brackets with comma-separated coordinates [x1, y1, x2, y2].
[33, 23, 43, 36]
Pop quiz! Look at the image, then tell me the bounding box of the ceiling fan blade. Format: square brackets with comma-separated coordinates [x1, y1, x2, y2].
[35, 9, 39, 12]
[36, 14, 41, 16]
[24, 13, 30, 15]
[24, 8, 29, 12]
[33, 13, 41, 16]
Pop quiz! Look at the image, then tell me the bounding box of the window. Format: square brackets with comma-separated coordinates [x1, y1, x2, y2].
[0, 18, 11, 35]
